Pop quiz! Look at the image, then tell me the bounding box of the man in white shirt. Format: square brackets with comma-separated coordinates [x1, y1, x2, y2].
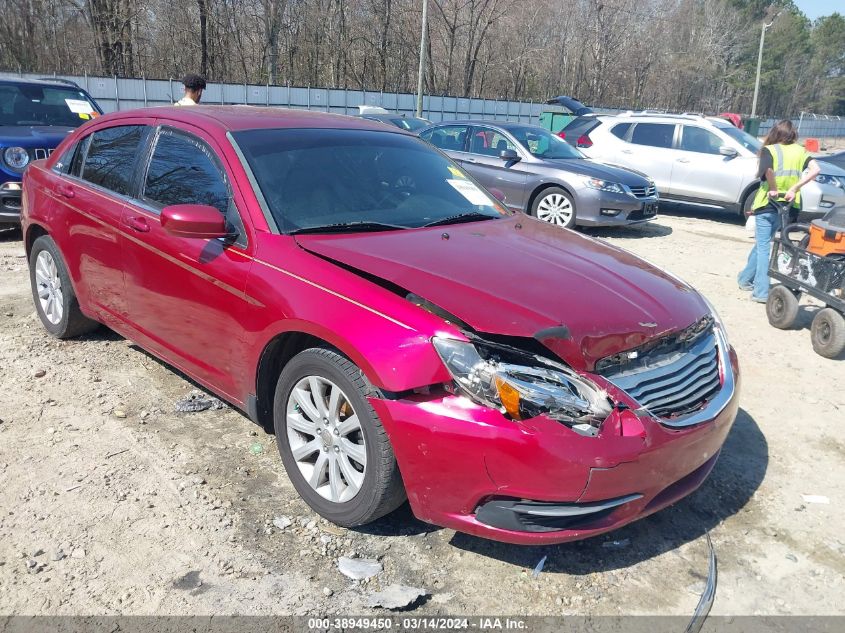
[174, 74, 206, 106]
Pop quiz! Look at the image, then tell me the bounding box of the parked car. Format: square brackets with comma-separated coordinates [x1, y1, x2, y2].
[360, 112, 431, 133]
[22, 106, 739, 545]
[562, 112, 845, 219]
[1, 77, 102, 226]
[822, 150, 845, 171]
[419, 120, 658, 228]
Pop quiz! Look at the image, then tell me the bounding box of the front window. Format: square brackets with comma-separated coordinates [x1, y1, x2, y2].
[232, 128, 508, 233]
[509, 125, 584, 159]
[0, 83, 100, 127]
[469, 128, 517, 156]
[713, 122, 761, 153]
[679, 126, 723, 155]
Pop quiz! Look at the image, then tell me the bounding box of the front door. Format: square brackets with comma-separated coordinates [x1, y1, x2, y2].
[669, 125, 754, 204]
[462, 126, 528, 212]
[119, 123, 254, 403]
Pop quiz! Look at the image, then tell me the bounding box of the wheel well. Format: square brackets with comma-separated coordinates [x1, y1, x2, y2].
[526, 183, 573, 215]
[26, 224, 49, 257]
[254, 331, 333, 434]
[739, 184, 758, 216]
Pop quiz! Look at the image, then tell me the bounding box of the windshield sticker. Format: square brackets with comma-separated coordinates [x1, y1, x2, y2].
[447, 165, 466, 179]
[65, 99, 95, 114]
[447, 179, 491, 206]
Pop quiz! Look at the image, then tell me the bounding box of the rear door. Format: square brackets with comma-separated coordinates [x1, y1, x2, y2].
[119, 123, 254, 402]
[669, 124, 750, 204]
[462, 126, 528, 211]
[52, 121, 152, 324]
[624, 122, 679, 194]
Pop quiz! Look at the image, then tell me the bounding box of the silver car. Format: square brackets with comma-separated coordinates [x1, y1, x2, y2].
[563, 112, 845, 218]
[419, 121, 658, 228]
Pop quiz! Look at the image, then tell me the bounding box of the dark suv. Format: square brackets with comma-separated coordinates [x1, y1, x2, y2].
[1, 78, 102, 226]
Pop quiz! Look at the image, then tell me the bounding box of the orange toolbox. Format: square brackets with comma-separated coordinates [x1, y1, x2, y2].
[807, 208, 845, 257]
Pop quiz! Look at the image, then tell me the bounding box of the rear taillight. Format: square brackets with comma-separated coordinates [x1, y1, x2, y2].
[557, 131, 566, 139]
[576, 135, 593, 148]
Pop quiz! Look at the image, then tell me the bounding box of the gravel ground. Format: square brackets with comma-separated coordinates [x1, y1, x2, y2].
[0, 208, 843, 617]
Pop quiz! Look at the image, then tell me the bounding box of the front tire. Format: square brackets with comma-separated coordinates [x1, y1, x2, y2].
[810, 308, 845, 359]
[29, 235, 98, 339]
[531, 187, 577, 229]
[766, 285, 800, 330]
[273, 348, 406, 526]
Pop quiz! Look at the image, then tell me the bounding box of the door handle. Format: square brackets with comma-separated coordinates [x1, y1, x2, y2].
[677, 158, 691, 163]
[58, 183, 75, 198]
[464, 158, 477, 163]
[621, 149, 633, 154]
[125, 216, 150, 233]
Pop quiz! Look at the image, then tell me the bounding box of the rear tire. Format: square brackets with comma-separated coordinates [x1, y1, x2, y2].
[740, 188, 755, 219]
[273, 347, 406, 527]
[29, 235, 99, 339]
[766, 285, 800, 330]
[810, 308, 845, 359]
[531, 187, 577, 229]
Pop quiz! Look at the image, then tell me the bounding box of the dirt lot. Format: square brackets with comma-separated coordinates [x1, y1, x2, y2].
[1, 208, 843, 617]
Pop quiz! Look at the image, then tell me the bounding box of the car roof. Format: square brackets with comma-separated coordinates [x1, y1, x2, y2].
[426, 119, 538, 130]
[89, 105, 411, 134]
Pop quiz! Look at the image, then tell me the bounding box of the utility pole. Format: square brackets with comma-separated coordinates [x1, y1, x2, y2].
[751, 10, 782, 117]
[416, 0, 428, 118]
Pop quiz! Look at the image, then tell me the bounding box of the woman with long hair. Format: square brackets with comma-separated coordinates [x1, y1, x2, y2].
[738, 120, 820, 302]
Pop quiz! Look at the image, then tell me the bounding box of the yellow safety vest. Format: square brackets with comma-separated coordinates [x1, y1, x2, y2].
[753, 142, 810, 211]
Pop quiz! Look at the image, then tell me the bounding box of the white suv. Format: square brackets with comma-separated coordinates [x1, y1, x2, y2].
[562, 112, 845, 218]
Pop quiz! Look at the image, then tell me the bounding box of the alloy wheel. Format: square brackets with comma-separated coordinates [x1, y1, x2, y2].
[285, 376, 367, 503]
[34, 250, 64, 325]
[536, 193, 574, 226]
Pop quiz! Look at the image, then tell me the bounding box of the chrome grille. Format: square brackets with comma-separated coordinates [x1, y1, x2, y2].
[604, 331, 721, 419]
[629, 184, 657, 198]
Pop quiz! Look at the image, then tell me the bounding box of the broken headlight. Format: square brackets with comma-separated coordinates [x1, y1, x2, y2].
[432, 337, 613, 434]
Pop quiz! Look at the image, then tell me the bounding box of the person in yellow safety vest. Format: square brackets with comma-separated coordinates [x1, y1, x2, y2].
[174, 74, 206, 106]
[738, 120, 820, 303]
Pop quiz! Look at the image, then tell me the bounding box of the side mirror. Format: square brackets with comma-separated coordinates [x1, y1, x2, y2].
[499, 148, 520, 162]
[719, 145, 738, 157]
[161, 204, 230, 239]
[489, 187, 506, 202]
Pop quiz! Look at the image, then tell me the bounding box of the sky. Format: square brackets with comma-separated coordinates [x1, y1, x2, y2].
[793, 0, 843, 21]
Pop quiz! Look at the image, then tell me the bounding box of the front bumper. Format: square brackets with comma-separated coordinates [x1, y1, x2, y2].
[370, 345, 740, 545]
[0, 184, 22, 225]
[573, 187, 659, 227]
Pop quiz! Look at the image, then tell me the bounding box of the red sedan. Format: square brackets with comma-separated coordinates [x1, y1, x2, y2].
[21, 107, 739, 544]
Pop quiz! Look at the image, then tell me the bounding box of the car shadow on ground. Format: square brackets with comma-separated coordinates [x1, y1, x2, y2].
[583, 221, 672, 240]
[445, 407, 767, 573]
[658, 202, 744, 226]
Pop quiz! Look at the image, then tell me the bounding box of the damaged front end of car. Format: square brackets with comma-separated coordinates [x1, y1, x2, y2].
[431, 335, 614, 436]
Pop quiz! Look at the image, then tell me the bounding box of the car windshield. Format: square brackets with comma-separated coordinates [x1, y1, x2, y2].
[233, 128, 509, 233]
[390, 117, 429, 131]
[0, 83, 99, 127]
[713, 122, 761, 153]
[508, 125, 584, 159]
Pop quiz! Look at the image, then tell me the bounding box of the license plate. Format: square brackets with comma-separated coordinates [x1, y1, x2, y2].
[644, 203, 657, 216]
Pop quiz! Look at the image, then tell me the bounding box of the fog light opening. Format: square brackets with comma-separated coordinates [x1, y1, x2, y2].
[600, 208, 622, 216]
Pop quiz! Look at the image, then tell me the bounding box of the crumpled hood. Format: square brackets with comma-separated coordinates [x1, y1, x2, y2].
[296, 217, 709, 370]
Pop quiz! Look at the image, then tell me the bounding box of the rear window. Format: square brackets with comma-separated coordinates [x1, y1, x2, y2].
[610, 122, 632, 140]
[630, 123, 675, 149]
[80, 125, 146, 195]
[0, 83, 100, 127]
